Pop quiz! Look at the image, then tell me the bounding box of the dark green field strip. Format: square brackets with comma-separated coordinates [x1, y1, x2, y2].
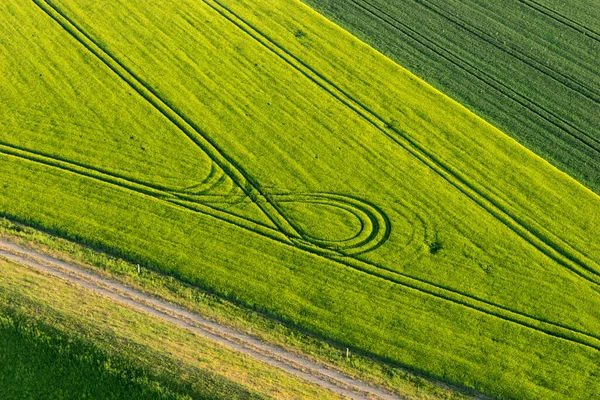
[162, 0, 600, 284]
[520, 0, 600, 42]
[30, 0, 600, 341]
[421, 0, 599, 103]
[302, 0, 600, 193]
[349, 0, 600, 152]
[3, 140, 600, 355]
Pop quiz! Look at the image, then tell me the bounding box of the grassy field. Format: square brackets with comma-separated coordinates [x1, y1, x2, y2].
[0, 257, 343, 399]
[302, 0, 600, 194]
[1, 0, 599, 398]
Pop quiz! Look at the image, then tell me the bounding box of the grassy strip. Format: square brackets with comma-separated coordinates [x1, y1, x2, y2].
[0, 254, 344, 400]
[0, 218, 472, 400]
[0, 310, 189, 400]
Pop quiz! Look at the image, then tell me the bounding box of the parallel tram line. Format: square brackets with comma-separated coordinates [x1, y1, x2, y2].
[33, 0, 302, 244]
[350, 0, 600, 151]
[519, 0, 600, 43]
[24, 0, 600, 353]
[0, 142, 288, 243]
[421, 0, 600, 103]
[35, 0, 600, 282]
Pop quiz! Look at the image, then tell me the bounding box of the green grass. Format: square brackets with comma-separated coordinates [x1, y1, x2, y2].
[0, 257, 342, 400]
[301, 0, 600, 194]
[1, 0, 599, 398]
[0, 313, 188, 400]
[0, 218, 474, 400]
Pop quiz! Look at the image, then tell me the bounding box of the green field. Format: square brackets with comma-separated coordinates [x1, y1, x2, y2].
[1, 0, 599, 398]
[302, 0, 600, 194]
[0, 257, 340, 399]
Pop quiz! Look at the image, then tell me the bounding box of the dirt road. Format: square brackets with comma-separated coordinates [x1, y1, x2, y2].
[0, 238, 400, 400]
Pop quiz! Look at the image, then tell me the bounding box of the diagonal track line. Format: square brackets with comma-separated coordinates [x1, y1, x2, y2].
[32, 0, 302, 243]
[198, 0, 600, 282]
[420, 0, 600, 103]
[519, 0, 600, 43]
[351, 0, 600, 151]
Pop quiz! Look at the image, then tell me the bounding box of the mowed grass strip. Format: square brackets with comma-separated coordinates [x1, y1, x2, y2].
[301, 0, 600, 193]
[0, 257, 343, 400]
[1, 0, 600, 398]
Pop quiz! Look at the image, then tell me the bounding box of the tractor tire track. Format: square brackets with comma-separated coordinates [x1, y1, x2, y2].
[33, 0, 303, 244]
[271, 193, 391, 255]
[23, 0, 600, 354]
[0, 140, 220, 195]
[519, 0, 600, 43]
[0, 144, 287, 244]
[35, 0, 600, 283]
[2, 147, 600, 353]
[0, 240, 400, 400]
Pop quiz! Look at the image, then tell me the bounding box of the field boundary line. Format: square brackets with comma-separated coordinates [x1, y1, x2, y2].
[351, 0, 600, 150]
[0, 240, 400, 400]
[2, 148, 600, 353]
[200, 0, 600, 281]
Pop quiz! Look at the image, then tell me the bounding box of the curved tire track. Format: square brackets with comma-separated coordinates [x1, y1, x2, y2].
[199, 0, 600, 284]
[34, 0, 600, 284]
[11, 0, 599, 356]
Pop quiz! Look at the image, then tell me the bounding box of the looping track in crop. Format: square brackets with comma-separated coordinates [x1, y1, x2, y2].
[19, 0, 600, 356]
[195, 0, 600, 284]
[269, 193, 391, 256]
[30, 0, 394, 257]
[6, 137, 600, 354]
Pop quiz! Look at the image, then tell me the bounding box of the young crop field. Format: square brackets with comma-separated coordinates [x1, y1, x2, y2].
[1, 0, 599, 398]
[302, 0, 600, 194]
